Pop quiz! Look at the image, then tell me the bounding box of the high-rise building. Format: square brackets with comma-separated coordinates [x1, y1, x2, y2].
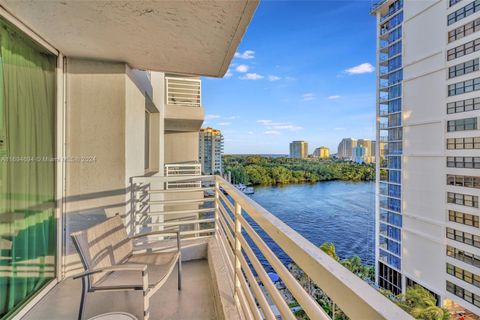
[289, 140, 308, 158]
[374, 0, 480, 315]
[337, 138, 357, 160]
[337, 138, 377, 162]
[199, 127, 224, 175]
[313, 146, 330, 159]
[353, 145, 366, 164]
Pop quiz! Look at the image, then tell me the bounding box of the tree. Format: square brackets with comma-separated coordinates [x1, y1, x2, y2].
[396, 285, 451, 320]
[320, 242, 340, 261]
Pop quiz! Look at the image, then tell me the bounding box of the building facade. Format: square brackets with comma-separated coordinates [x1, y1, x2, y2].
[353, 145, 367, 164]
[199, 127, 224, 175]
[289, 140, 308, 158]
[337, 138, 357, 160]
[313, 146, 330, 159]
[337, 138, 377, 162]
[374, 0, 480, 315]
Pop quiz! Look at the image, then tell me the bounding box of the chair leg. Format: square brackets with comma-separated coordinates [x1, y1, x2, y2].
[78, 277, 88, 320]
[177, 257, 182, 290]
[143, 290, 150, 320]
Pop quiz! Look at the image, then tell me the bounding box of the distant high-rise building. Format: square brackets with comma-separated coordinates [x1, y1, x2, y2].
[199, 127, 223, 174]
[337, 138, 357, 160]
[353, 145, 366, 164]
[357, 139, 376, 163]
[289, 141, 308, 158]
[313, 146, 330, 159]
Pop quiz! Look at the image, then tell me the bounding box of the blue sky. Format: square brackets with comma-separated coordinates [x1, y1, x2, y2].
[202, 1, 377, 154]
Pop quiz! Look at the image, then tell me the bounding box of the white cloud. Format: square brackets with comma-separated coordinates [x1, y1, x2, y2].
[268, 75, 281, 81]
[224, 68, 233, 78]
[247, 131, 254, 135]
[236, 64, 249, 73]
[344, 63, 375, 75]
[240, 73, 264, 80]
[335, 127, 345, 131]
[225, 115, 239, 120]
[257, 119, 273, 125]
[302, 93, 316, 101]
[256, 119, 303, 131]
[271, 124, 303, 131]
[264, 130, 281, 135]
[205, 114, 221, 120]
[234, 50, 255, 60]
[218, 122, 231, 126]
[328, 95, 341, 100]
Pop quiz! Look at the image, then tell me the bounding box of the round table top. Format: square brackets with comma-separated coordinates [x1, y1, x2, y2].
[88, 312, 138, 320]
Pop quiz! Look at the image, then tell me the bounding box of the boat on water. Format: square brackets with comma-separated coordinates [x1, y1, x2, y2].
[235, 183, 255, 195]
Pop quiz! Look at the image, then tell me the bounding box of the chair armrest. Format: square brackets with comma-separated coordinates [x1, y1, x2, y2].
[73, 264, 148, 279]
[131, 230, 181, 251]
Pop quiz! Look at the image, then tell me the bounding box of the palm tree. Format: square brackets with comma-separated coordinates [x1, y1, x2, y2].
[396, 285, 451, 320]
[320, 242, 339, 261]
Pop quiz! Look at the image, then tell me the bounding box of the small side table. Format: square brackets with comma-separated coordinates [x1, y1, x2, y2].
[88, 312, 138, 320]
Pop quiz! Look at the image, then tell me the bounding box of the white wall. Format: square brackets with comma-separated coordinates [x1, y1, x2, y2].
[402, 0, 447, 298]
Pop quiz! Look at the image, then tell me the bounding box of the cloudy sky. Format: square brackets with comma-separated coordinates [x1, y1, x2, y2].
[202, 0, 377, 154]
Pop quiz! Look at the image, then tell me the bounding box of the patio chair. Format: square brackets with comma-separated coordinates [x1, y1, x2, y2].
[71, 215, 181, 320]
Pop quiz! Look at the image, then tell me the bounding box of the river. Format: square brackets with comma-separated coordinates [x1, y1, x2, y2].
[247, 180, 375, 267]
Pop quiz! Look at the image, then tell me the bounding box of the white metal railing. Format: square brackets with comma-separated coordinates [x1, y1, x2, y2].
[165, 163, 202, 189]
[130, 175, 412, 320]
[165, 76, 201, 107]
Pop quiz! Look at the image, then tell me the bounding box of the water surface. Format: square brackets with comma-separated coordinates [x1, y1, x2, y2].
[249, 181, 375, 266]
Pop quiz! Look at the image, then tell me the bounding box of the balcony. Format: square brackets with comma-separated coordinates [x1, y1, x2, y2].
[25, 175, 411, 320]
[164, 77, 205, 132]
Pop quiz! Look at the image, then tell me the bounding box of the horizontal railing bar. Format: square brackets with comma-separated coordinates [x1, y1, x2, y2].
[237, 245, 279, 320]
[238, 215, 329, 319]
[218, 212, 235, 248]
[178, 229, 215, 237]
[216, 226, 235, 272]
[146, 218, 215, 227]
[238, 234, 296, 320]
[131, 175, 214, 183]
[146, 198, 214, 205]
[218, 202, 235, 230]
[143, 208, 214, 216]
[218, 191, 235, 213]
[236, 257, 267, 320]
[146, 187, 213, 194]
[216, 176, 411, 320]
[237, 282, 256, 320]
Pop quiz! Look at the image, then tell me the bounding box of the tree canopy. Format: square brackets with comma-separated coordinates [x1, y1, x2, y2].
[224, 155, 375, 185]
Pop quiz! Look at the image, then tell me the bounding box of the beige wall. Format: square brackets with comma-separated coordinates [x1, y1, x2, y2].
[164, 131, 200, 164]
[63, 58, 161, 276]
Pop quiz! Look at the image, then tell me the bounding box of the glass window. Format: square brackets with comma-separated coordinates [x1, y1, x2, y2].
[447, 38, 480, 61]
[0, 18, 56, 318]
[448, 1, 480, 25]
[447, 156, 480, 168]
[449, 59, 479, 78]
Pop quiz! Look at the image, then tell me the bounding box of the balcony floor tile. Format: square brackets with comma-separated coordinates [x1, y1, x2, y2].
[24, 259, 216, 320]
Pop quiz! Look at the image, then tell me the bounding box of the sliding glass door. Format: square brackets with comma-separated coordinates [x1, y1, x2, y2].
[0, 17, 56, 319]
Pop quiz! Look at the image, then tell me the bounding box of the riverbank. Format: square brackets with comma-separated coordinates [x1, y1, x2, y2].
[224, 155, 375, 185]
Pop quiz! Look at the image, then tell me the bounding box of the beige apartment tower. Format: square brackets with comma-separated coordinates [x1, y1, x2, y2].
[374, 0, 480, 315]
[289, 140, 308, 158]
[199, 127, 224, 175]
[313, 146, 330, 159]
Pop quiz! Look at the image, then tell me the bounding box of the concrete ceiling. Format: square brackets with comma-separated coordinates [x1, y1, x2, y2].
[1, 0, 258, 77]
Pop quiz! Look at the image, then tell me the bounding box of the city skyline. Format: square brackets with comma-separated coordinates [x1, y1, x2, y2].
[202, 0, 376, 154]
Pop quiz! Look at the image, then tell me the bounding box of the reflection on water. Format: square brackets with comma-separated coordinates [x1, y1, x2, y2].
[250, 181, 375, 266]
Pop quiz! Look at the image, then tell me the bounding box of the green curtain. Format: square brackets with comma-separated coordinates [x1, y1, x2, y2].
[0, 18, 56, 319]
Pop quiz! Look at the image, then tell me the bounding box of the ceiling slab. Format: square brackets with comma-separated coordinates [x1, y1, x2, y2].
[1, 0, 258, 77]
